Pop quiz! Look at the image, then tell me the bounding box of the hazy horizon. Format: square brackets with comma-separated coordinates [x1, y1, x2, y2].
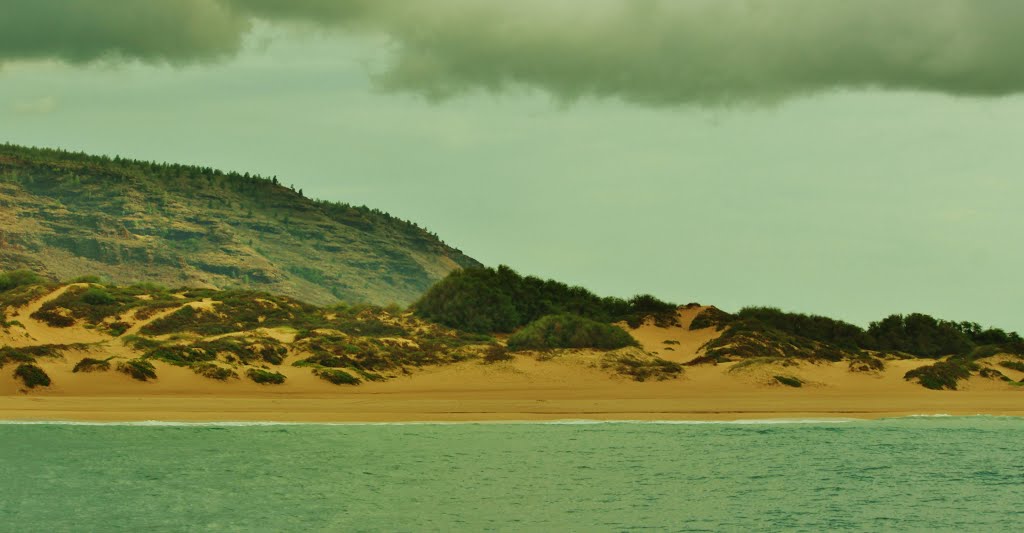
[2, 1, 1022, 332]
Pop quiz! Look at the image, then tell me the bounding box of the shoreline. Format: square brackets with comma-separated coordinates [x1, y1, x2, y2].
[3, 394, 1023, 424]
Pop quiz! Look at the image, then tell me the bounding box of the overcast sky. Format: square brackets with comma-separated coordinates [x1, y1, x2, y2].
[2, 1, 1022, 332]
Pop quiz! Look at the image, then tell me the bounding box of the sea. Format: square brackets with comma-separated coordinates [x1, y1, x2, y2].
[1, 416, 1022, 532]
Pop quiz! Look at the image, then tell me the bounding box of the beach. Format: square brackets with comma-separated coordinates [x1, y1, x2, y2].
[2, 355, 1022, 422]
[3, 301, 1023, 423]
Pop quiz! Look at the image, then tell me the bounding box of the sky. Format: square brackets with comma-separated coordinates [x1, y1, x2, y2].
[1, 1, 1022, 332]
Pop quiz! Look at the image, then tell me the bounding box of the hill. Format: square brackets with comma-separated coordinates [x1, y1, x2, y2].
[0, 143, 479, 306]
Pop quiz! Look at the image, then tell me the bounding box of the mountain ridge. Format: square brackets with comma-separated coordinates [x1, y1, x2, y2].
[0, 143, 480, 305]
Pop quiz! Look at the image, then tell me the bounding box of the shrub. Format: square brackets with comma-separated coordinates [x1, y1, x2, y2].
[978, 368, 1013, 382]
[117, 359, 157, 381]
[507, 314, 639, 351]
[848, 355, 885, 373]
[869, 314, 973, 357]
[70, 275, 103, 284]
[192, 363, 237, 381]
[414, 266, 678, 333]
[481, 345, 513, 364]
[1, 345, 82, 367]
[32, 309, 76, 328]
[73, 357, 112, 373]
[0, 270, 44, 292]
[0, 348, 35, 367]
[774, 375, 803, 388]
[247, 368, 286, 384]
[81, 288, 116, 306]
[314, 368, 360, 385]
[736, 307, 871, 349]
[14, 363, 51, 388]
[999, 361, 1024, 373]
[904, 360, 974, 390]
[601, 352, 683, 382]
[689, 307, 734, 331]
[108, 321, 130, 337]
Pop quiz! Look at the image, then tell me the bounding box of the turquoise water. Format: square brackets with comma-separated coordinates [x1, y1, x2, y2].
[1, 417, 1022, 532]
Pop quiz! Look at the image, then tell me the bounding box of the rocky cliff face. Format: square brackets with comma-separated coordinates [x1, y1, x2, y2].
[0, 144, 480, 305]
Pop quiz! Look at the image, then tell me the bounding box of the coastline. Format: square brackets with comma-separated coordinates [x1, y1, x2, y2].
[3, 392, 1023, 423]
[3, 351, 1023, 424]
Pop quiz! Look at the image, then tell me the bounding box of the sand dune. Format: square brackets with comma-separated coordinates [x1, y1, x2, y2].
[2, 300, 1022, 423]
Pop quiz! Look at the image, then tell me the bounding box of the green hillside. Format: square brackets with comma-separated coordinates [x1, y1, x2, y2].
[0, 143, 479, 305]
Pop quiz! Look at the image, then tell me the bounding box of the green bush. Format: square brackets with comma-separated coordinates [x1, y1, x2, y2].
[81, 287, 116, 306]
[14, 363, 51, 388]
[507, 314, 639, 351]
[0, 270, 44, 292]
[70, 275, 104, 284]
[117, 359, 157, 381]
[481, 345, 513, 364]
[869, 314, 973, 357]
[904, 360, 975, 390]
[414, 266, 678, 333]
[108, 321, 130, 337]
[314, 368, 360, 385]
[999, 360, 1024, 373]
[688, 307, 734, 331]
[978, 368, 1013, 382]
[192, 362, 237, 381]
[1, 345, 82, 367]
[736, 307, 871, 349]
[601, 353, 683, 382]
[247, 368, 286, 384]
[848, 355, 885, 373]
[73, 357, 112, 373]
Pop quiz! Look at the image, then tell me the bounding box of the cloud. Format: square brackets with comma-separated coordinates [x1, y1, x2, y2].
[6, 1, 1024, 105]
[0, 0, 247, 64]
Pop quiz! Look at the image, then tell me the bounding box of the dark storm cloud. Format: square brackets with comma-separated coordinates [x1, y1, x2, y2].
[6, 0, 1024, 105]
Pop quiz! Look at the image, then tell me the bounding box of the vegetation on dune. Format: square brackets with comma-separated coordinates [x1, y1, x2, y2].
[733, 307, 871, 349]
[73, 357, 112, 373]
[314, 368, 360, 385]
[698, 306, 1020, 360]
[0, 344, 83, 368]
[480, 345, 513, 364]
[247, 368, 286, 385]
[2, 273, 506, 386]
[600, 351, 683, 382]
[848, 354, 886, 373]
[689, 307, 736, 331]
[192, 362, 237, 381]
[117, 359, 157, 381]
[691, 304, 1022, 390]
[999, 360, 1024, 373]
[977, 367, 1013, 382]
[0, 270, 44, 292]
[5, 267, 1023, 391]
[413, 266, 679, 334]
[904, 359, 976, 391]
[507, 314, 640, 352]
[690, 318, 862, 365]
[14, 363, 51, 388]
[30, 283, 179, 332]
